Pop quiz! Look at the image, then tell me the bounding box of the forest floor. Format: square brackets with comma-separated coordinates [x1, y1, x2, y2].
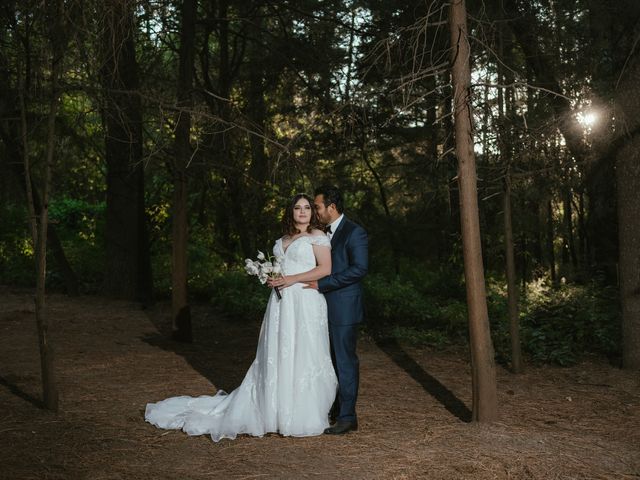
[1, 288, 639, 480]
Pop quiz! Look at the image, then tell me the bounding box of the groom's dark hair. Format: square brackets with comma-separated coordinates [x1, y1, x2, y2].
[315, 185, 344, 213]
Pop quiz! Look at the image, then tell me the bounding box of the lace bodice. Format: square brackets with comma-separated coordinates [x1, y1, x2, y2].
[274, 235, 331, 276]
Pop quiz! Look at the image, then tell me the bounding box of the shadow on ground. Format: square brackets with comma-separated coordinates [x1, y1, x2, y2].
[140, 304, 261, 392]
[373, 335, 472, 422]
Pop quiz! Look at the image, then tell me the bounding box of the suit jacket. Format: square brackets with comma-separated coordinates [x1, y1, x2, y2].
[318, 216, 368, 325]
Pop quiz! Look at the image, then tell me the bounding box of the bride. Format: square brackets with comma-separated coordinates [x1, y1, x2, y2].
[145, 193, 338, 441]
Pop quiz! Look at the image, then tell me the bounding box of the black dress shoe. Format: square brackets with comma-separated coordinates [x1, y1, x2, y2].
[324, 420, 358, 435]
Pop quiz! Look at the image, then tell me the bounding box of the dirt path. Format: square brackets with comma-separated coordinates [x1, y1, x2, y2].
[1, 290, 639, 479]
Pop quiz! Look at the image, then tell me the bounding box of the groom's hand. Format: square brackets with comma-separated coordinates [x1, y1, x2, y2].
[302, 281, 318, 290]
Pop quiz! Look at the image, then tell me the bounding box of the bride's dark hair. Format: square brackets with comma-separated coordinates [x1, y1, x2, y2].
[282, 193, 323, 236]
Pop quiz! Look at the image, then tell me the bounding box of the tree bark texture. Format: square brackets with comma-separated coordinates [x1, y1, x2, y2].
[30, 0, 65, 412]
[615, 52, 640, 370]
[449, 0, 498, 421]
[101, 0, 153, 301]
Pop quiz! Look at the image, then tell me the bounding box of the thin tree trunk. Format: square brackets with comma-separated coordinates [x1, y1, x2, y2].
[562, 182, 578, 277]
[504, 172, 523, 373]
[519, 231, 527, 290]
[577, 190, 588, 272]
[19, 89, 37, 246]
[4, 135, 80, 295]
[27, 0, 65, 411]
[361, 136, 400, 275]
[449, 0, 498, 422]
[171, 0, 197, 342]
[546, 198, 556, 283]
[35, 57, 59, 412]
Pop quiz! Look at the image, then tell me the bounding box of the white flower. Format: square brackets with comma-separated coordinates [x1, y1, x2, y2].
[245, 249, 282, 290]
[245, 263, 259, 276]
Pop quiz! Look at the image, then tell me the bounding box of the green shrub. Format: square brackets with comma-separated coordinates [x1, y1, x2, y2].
[0, 204, 34, 286]
[48, 198, 106, 286]
[210, 271, 270, 320]
[364, 273, 440, 328]
[520, 279, 620, 365]
[486, 276, 620, 366]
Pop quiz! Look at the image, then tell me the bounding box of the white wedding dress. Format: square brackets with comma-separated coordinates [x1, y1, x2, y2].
[145, 234, 338, 442]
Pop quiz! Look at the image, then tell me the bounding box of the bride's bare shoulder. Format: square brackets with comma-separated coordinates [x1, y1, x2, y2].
[310, 229, 326, 237]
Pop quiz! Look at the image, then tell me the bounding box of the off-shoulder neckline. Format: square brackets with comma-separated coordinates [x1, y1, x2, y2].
[279, 234, 329, 254]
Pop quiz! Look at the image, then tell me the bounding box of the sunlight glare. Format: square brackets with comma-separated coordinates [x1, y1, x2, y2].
[577, 110, 598, 127]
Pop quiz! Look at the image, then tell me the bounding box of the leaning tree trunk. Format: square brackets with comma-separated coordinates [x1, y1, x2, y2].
[101, 0, 153, 302]
[170, 0, 197, 342]
[449, 0, 498, 421]
[615, 52, 640, 370]
[3, 131, 79, 295]
[361, 136, 400, 275]
[24, 0, 65, 412]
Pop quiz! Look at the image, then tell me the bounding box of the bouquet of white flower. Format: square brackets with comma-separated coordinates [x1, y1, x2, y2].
[244, 250, 284, 300]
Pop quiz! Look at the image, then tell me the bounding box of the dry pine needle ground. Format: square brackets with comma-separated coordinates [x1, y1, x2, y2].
[1, 289, 639, 479]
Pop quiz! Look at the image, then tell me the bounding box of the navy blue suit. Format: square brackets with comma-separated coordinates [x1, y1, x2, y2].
[318, 216, 368, 422]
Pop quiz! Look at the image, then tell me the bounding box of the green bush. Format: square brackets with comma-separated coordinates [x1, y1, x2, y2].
[210, 270, 271, 320]
[486, 276, 620, 366]
[48, 198, 106, 286]
[520, 279, 620, 365]
[0, 204, 34, 286]
[364, 273, 440, 327]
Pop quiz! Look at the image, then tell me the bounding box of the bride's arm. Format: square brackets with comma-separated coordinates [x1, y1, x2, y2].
[269, 244, 331, 288]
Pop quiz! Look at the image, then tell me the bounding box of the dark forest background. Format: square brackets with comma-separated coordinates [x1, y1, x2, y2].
[1, 0, 639, 370]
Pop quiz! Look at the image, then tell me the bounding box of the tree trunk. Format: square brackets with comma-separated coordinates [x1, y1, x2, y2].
[615, 53, 640, 370]
[577, 190, 588, 272]
[449, 0, 498, 422]
[361, 136, 400, 275]
[170, 0, 197, 342]
[546, 198, 557, 283]
[26, 0, 66, 412]
[504, 172, 523, 373]
[101, 0, 153, 302]
[561, 182, 577, 278]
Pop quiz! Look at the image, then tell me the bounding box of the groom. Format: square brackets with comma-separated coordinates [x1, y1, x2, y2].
[306, 185, 368, 435]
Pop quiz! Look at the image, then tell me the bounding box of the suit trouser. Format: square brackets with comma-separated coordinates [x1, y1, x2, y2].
[329, 322, 359, 422]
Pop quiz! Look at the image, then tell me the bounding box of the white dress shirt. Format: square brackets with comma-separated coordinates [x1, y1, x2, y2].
[327, 214, 344, 240]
